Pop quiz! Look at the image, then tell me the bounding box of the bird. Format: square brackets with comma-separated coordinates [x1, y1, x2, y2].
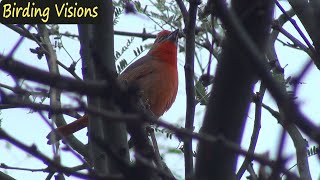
[47, 29, 179, 144]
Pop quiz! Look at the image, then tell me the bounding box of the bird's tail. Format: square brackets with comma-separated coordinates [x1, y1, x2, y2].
[46, 115, 88, 145]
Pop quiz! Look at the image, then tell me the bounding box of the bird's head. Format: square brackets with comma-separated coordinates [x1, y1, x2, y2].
[148, 29, 179, 66]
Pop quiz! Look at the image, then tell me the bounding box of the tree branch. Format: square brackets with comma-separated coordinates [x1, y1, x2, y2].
[236, 84, 266, 179]
[0, 55, 107, 96]
[183, 0, 199, 179]
[0, 171, 15, 180]
[196, 0, 274, 179]
[38, 24, 65, 164]
[275, 1, 315, 54]
[209, 0, 320, 154]
[0, 128, 122, 180]
[175, 0, 189, 25]
[266, 7, 312, 178]
[286, 0, 320, 68]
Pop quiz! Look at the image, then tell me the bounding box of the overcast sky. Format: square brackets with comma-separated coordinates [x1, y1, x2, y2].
[0, 1, 320, 179]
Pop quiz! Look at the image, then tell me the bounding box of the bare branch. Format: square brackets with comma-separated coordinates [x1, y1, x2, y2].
[272, 23, 311, 56]
[183, 0, 199, 178]
[175, 0, 189, 25]
[0, 171, 15, 180]
[196, 0, 274, 179]
[275, 1, 316, 55]
[0, 128, 122, 180]
[0, 55, 107, 96]
[211, 0, 320, 150]
[287, 0, 320, 68]
[236, 84, 266, 179]
[38, 24, 66, 162]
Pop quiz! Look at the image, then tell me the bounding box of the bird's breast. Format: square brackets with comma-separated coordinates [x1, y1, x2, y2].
[137, 64, 178, 117]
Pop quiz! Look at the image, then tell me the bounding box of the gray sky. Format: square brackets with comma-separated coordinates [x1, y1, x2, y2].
[0, 1, 319, 179]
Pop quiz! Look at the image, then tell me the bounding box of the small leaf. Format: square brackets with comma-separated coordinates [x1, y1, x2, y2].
[195, 80, 209, 105]
[143, 5, 148, 13]
[167, 148, 181, 154]
[5, 142, 11, 150]
[167, 15, 174, 23]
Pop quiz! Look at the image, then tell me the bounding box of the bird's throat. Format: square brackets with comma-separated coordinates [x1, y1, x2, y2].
[148, 41, 177, 67]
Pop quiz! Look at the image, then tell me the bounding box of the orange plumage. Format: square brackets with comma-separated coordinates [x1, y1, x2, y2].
[47, 30, 179, 144]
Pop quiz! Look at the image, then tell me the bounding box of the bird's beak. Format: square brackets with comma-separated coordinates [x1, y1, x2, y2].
[168, 29, 179, 43]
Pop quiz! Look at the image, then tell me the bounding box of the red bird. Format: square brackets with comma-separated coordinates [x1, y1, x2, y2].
[47, 30, 179, 144]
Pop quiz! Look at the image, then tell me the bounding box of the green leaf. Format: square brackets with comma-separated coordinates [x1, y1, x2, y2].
[0, 111, 2, 128]
[272, 71, 286, 86]
[195, 80, 209, 105]
[167, 148, 181, 154]
[134, 1, 142, 11]
[5, 142, 12, 150]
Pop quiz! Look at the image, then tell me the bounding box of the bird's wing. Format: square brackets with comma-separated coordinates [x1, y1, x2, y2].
[118, 55, 156, 83]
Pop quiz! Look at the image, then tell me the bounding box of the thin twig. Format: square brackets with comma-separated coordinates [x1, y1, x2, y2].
[267, 8, 312, 178]
[0, 55, 107, 96]
[270, 129, 287, 179]
[0, 163, 48, 172]
[247, 163, 258, 180]
[175, 0, 189, 25]
[293, 58, 313, 92]
[7, 25, 32, 58]
[149, 129, 176, 179]
[38, 24, 77, 163]
[48, 29, 157, 41]
[211, 0, 320, 147]
[275, 1, 316, 54]
[4, 24, 35, 40]
[0, 88, 300, 179]
[149, 128, 163, 169]
[38, 112, 89, 163]
[273, 23, 311, 56]
[236, 84, 266, 179]
[134, 153, 176, 180]
[0, 128, 122, 180]
[262, 103, 280, 119]
[0, 78, 300, 179]
[116, 30, 156, 39]
[56, 60, 81, 80]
